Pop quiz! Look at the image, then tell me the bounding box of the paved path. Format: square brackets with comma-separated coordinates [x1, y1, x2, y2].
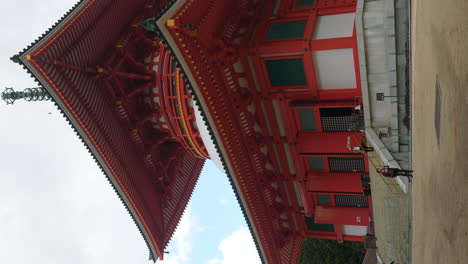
[411, 0, 468, 263]
[370, 164, 411, 264]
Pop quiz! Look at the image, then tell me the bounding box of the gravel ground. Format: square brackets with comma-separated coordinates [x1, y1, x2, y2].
[411, 0, 468, 263]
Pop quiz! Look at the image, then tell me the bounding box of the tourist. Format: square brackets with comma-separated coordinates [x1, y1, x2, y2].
[376, 166, 413, 178]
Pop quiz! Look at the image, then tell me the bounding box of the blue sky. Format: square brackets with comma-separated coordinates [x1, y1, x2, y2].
[164, 162, 260, 264]
[0, 1, 261, 263]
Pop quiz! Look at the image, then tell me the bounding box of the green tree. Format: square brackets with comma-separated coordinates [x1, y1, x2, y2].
[299, 239, 365, 264]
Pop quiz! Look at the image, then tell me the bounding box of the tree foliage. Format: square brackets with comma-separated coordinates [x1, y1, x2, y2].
[299, 239, 365, 264]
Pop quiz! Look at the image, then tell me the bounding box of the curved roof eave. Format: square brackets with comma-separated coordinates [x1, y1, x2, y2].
[154, 1, 267, 263]
[11, 0, 160, 261]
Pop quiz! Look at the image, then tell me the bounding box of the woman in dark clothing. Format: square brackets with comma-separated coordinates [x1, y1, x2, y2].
[376, 166, 413, 178]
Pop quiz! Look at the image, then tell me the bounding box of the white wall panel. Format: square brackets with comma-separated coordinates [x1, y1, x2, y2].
[313, 13, 356, 39]
[195, 104, 224, 172]
[313, 48, 357, 90]
[343, 225, 367, 236]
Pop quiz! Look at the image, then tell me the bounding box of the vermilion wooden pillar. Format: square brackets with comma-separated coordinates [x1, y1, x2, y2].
[296, 132, 364, 154]
[315, 206, 369, 226]
[307, 172, 363, 193]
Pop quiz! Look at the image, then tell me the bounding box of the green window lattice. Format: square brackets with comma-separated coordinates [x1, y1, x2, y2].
[317, 194, 331, 205]
[304, 217, 335, 232]
[266, 21, 306, 40]
[296, 0, 314, 8]
[265, 58, 307, 86]
[308, 157, 324, 170]
[298, 108, 317, 131]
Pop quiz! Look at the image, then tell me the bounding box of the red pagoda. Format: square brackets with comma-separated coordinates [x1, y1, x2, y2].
[9, 0, 377, 263]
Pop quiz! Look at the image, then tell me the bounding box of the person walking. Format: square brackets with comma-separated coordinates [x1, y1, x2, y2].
[376, 165, 413, 178]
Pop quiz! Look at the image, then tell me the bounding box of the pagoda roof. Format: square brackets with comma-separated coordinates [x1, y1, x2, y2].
[155, 1, 303, 263]
[12, 0, 205, 261]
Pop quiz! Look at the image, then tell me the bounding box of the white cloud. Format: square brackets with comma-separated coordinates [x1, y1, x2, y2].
[209, 227, 261, 264]
[161, 207, 194, 264]
[0, 102, 154, 264]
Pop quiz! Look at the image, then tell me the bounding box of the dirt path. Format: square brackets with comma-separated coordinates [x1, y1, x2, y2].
[411, 0, 468, 263]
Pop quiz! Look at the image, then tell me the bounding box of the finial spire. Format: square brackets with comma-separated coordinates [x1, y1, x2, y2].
[1, 87, 51, 105]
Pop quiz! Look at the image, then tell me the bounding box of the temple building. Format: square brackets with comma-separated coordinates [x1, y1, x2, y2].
[6, 0, 410, 263]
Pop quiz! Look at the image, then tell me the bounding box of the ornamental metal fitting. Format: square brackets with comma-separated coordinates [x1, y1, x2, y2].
[1, 87, 51, 105]
[140, 17, 158, 33]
